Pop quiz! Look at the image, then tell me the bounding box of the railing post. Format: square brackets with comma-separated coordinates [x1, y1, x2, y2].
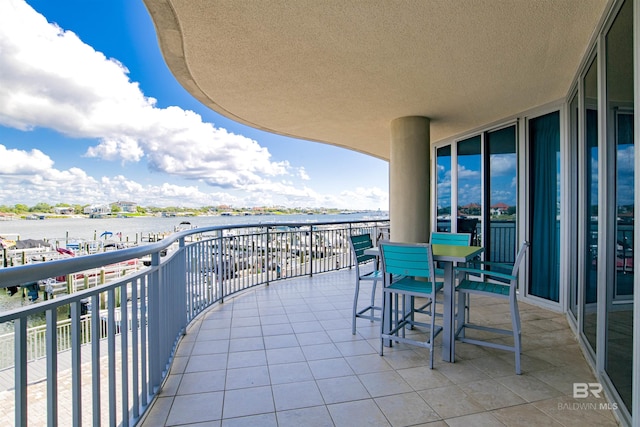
[266, 228, 270, 285]
[310, 227, 314, 277]
[46, 308, 58, 427]
[217, 230, 224, 302]
[147, 251, 162, 393]
[15, 317, 27, 427]
[71, 301, 82, 426]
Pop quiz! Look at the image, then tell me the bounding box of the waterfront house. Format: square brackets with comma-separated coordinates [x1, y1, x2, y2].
[111, 201, 138, 213]
[53, 207, 74, 215]
[83, 204, 111, 216]
[142, 0, 638, 423]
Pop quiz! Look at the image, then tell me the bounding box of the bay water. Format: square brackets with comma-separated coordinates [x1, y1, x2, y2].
[0, 212, 387, 314]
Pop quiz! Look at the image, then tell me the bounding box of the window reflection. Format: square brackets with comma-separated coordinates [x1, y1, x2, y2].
[605, 0, 633, 411]
[582, 56, 598, 353]
[436, 146, 452, 232]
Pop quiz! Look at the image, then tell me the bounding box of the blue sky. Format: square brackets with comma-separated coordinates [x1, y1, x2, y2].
[0, 0, 389, 210]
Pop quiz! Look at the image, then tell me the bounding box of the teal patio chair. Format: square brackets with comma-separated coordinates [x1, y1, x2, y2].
[424, 232, 472, 317]
[349, 234, 383, 335]
[379, 241, 443, 369]
[430, 231, 471, 247]
[454, 241, 529, 374]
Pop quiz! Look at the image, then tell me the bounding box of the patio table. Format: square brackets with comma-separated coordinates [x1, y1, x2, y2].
[365, 244, 484, 362]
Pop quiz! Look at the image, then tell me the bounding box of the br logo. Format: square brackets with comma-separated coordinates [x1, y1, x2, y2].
[573, 383, 603, 399]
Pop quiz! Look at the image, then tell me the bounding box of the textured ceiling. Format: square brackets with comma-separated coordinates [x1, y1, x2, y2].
[143, 0, 608, 160]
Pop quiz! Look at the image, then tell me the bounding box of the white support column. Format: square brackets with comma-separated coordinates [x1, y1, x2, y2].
[389, 116, 431, 243]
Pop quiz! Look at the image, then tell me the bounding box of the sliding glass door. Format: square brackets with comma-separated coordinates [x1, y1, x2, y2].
[604, 0, 633, 411]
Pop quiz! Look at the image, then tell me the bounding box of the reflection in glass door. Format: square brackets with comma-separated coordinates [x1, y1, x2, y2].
[457, 136, 482, 244]
[582, 57, 598, 353]
[604, 0, 633, 411]
[486, 126, 517, 263]
[436, 146, 452, 233]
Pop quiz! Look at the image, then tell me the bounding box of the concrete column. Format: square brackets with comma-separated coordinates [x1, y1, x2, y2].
[389, 116, 431, 243]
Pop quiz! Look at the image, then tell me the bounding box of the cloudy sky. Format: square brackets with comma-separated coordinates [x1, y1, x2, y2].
[0, 0, 389, 210]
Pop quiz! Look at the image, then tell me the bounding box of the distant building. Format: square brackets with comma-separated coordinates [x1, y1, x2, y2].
[84, 204, 111, 215]
[54, 207, 74, 215]
[490, 203, 510, 216]
[112, 201, 137, 213]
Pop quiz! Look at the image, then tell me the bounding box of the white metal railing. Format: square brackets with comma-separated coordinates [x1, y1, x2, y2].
[0, 219, 388, 427]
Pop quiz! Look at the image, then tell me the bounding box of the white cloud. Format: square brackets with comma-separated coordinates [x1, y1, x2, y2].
[489, 154, 516, 175]
[0, 1, 292, 189]
[0, 1, 389, 211]
[457, 165, 480, 179]
[0, 143, 386, 210]
[298, 167, 310, 181]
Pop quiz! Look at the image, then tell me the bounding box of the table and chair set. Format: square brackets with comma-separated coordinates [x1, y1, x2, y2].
[348, 232, 529, 374]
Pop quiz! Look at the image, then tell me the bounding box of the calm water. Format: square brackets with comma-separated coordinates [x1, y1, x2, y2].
[0, 212, 387, 315]
[0, 212, 387, 243]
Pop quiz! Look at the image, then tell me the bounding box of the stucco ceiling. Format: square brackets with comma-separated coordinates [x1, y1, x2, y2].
[143, 0, 609, 161]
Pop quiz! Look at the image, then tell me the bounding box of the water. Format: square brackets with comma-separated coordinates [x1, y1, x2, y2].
[0, 212, 386, 243]
[0, 212, 388, 314]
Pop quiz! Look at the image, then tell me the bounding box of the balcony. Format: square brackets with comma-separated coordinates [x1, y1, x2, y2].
[138, 269, 618, 426]
[0, 220, 621, 426]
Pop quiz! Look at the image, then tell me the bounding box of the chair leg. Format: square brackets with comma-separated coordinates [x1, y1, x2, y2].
[429, 297, 436, 369]
[511, 296, 522, 375]
[370, 279, 378, 322]
[380, 291, 386, 356]
[455, 291, 467, 338]
[352, 279, 360, 335]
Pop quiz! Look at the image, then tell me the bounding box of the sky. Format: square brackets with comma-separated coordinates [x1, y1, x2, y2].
[0, 0, 389, 210]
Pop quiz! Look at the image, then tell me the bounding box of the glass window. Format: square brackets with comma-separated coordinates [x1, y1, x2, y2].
[457, 136, 482, 244]
[436, 145, 452, 232]
[605, 0, 633, 411]
[487, 126, 517, 263]
[582, 57, 598, 352]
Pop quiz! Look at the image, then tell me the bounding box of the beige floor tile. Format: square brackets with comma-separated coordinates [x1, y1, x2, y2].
[272, 380, 324, 411]
[167, 391, 224, 425]
[374, 392, 440, 426]
[496, 374, 564, 402]
[317, 375, 371, 404]
[224, 365, 270, 390]
[221, 413, 275, 427]
[177, 370, 227, 395]
[276, 406, 335, 427]
[358, 370, 413, 397]
[327, 399, 391, 427]
[268, 361, 314, 384]
[132, 270, 621, 427]
[419, 385, 485, 419]
[458, 378, 526, 410]
[444, 411, 506, 426]
[308, 356, 355, 379]
[222, 386, 274, 419]
[491, 403, 563, 426]
[396, 365, 453, 391]
[345, 353, 394, 375]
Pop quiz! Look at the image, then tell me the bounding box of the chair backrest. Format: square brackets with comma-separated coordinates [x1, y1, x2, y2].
[510, 241, 530, 278]
[379, 240, 435, 280]
[430, 232, 471, 246]
[349, 234, 376, 265]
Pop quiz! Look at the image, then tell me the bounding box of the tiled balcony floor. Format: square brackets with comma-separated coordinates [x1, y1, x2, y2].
[140, 270, 621, 426]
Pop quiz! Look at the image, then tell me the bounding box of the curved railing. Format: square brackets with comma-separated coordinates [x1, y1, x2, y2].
[0, 219, 388, 427]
